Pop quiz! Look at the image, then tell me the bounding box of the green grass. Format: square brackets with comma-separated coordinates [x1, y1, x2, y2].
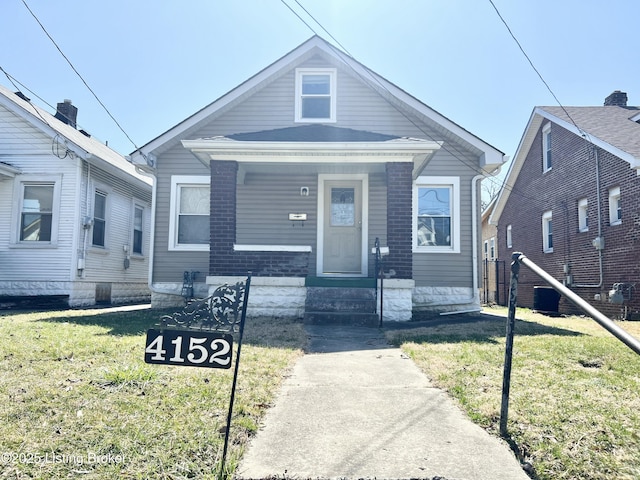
[0, 307, 307, 479]
[386, 307, 640, 480]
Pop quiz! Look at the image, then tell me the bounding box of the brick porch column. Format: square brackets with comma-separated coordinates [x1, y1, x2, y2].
[209, 160, 238, 275]
[386, 162, 413, 279]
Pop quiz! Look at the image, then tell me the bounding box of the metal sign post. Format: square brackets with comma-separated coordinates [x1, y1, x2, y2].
[144, 273, 251, 479]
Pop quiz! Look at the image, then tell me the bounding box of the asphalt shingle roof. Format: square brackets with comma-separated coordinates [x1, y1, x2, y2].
[541, 105, 640, 159]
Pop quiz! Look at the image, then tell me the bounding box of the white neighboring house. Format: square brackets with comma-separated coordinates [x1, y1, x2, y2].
[0, 84, 152, 308]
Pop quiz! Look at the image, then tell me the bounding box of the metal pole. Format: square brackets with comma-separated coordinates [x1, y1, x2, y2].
[500, 252, 521, 437]
[517, 254, 640, 356]
[220, 273, 252, 480]
[495, 259, 500, 305]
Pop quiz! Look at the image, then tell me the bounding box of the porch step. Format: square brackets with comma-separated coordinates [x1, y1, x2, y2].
[303, 286, 380, 327]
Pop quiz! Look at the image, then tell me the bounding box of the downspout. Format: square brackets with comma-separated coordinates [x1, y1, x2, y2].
[574, 143, 604, 288]
[134, 166, 184, 299]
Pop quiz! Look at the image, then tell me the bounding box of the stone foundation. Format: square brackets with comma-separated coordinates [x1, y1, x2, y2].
[0, 281, 150, 308]
[207, 276, 306, 318]
[412, 286, 480, 315]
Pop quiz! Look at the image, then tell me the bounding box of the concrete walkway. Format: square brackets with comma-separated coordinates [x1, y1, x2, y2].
[236, 324, 530, 480]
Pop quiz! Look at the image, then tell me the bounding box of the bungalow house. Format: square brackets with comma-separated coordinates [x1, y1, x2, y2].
[489, 91, 640, 319]
[130, 36, 505, 321]
[0, 84, 152, 307]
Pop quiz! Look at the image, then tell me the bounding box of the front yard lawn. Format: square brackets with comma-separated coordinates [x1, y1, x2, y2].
[386, 307, 640, 480]
[0, 307, 306, 479]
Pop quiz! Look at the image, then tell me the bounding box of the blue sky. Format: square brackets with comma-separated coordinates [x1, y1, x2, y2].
[2, 0, 639, 185]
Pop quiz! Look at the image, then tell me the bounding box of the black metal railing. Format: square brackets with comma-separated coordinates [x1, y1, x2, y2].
[374, 237, 384, 327]
[500, 253, 640, 436]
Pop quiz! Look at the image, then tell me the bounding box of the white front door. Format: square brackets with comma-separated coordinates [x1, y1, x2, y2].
[318, 175, 368, 276]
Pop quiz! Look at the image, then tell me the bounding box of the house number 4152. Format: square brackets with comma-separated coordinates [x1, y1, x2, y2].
[144, 329, 233, 369]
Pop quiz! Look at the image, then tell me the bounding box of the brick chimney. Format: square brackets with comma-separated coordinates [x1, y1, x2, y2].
[54, 99, 78, 128]
[604, 90, 628, 107]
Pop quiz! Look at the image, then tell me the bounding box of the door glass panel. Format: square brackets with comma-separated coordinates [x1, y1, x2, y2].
[330, 188, 355, 226]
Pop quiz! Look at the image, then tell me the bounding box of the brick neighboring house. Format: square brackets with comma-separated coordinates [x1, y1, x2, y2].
[489, 91, 640, 319]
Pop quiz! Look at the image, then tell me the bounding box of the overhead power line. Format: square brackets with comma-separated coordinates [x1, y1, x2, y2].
[279, 0, 541, 203]
[487, 0, 582, 134]
[20, 0, 140, 151]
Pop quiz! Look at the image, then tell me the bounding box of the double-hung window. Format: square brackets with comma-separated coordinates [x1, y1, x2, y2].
[542, 123, 552, 172]
[608, 187, 621, 225]
[295, 68, 336, 123]
[542, 210, 553, 253]
[506, 224, 513, 248]
[132, 204, 144, 255]
[20, 184, 54, 242]
[13, 175, 61, 246]
[169, 176, 210, 251]
[413, 176, 460, 253]
[578, 198, 589, 232]
[92, 190, 107, 248]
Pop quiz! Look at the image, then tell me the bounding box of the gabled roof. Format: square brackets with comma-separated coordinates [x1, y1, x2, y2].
[490, 103, 640, 225]
[130, 35, 504, 171]
[0, 84, 151, 188]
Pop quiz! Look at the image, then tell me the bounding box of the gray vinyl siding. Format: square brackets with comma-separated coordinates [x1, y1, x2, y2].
[367, 172, 387, 275]
[412, 151, 479, 288]
[153, 55, 482, 285]
[153, 144, 210, 283]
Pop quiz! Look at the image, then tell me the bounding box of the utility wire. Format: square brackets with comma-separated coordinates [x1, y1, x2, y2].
[280, 0, 538, 203]
[487, 0, 583, 135]
[20, 0, 141, 151]
[1, 65, 52, 127]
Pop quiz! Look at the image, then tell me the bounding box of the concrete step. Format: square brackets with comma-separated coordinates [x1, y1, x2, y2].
[304, 286, 379, 327]
[303, 311, 380, 328]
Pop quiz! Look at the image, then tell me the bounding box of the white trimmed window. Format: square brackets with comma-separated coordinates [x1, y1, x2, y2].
[92, 190, 108, 248]
[542, 210, 553, 253]
[413, 176, 460, 253]
[542, 122, 552, 172]
[132, 203, 145, 255]
[13, 175, 61, 246]
[169, 176, 210, 251]
[295, 68, 336, 123]
[608, 187, 621, 225]
[490, 237, 495, 260]
[506, 224, 512, 248]
[578, 198, 589, 232]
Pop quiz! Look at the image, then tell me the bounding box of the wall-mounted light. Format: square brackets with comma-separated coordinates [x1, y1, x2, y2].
[300, 186, 309, 196]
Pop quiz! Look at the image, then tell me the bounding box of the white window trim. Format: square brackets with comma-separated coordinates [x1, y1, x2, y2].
[90, 184, 112, 250]
[489, 237, 496, 260]
[10, 174, 62, 248]
[506, 224, 512, 248]
[413, 176, 460, 253]
[295, 68, 337, 123]
[542, 210, 553, 253]
[131, 200, 146, 257]
[168, 175, 210, 252]
[578, 197, 589, 232]
[542, 122, 552, 173]
[608, 186, 621, 226]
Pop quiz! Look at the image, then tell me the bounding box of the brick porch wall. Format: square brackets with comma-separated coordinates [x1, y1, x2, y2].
[209, 160, 309, 277]
[386, 162, 413, 279]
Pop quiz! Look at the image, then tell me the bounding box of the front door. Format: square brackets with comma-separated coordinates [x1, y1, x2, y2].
[321, 179, 364, 275]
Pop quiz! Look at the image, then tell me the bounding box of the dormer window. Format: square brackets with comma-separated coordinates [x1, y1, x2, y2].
[295, 68, 336, 123]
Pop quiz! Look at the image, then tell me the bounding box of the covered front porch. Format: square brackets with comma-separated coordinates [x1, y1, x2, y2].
[181, 125, 440, 321]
